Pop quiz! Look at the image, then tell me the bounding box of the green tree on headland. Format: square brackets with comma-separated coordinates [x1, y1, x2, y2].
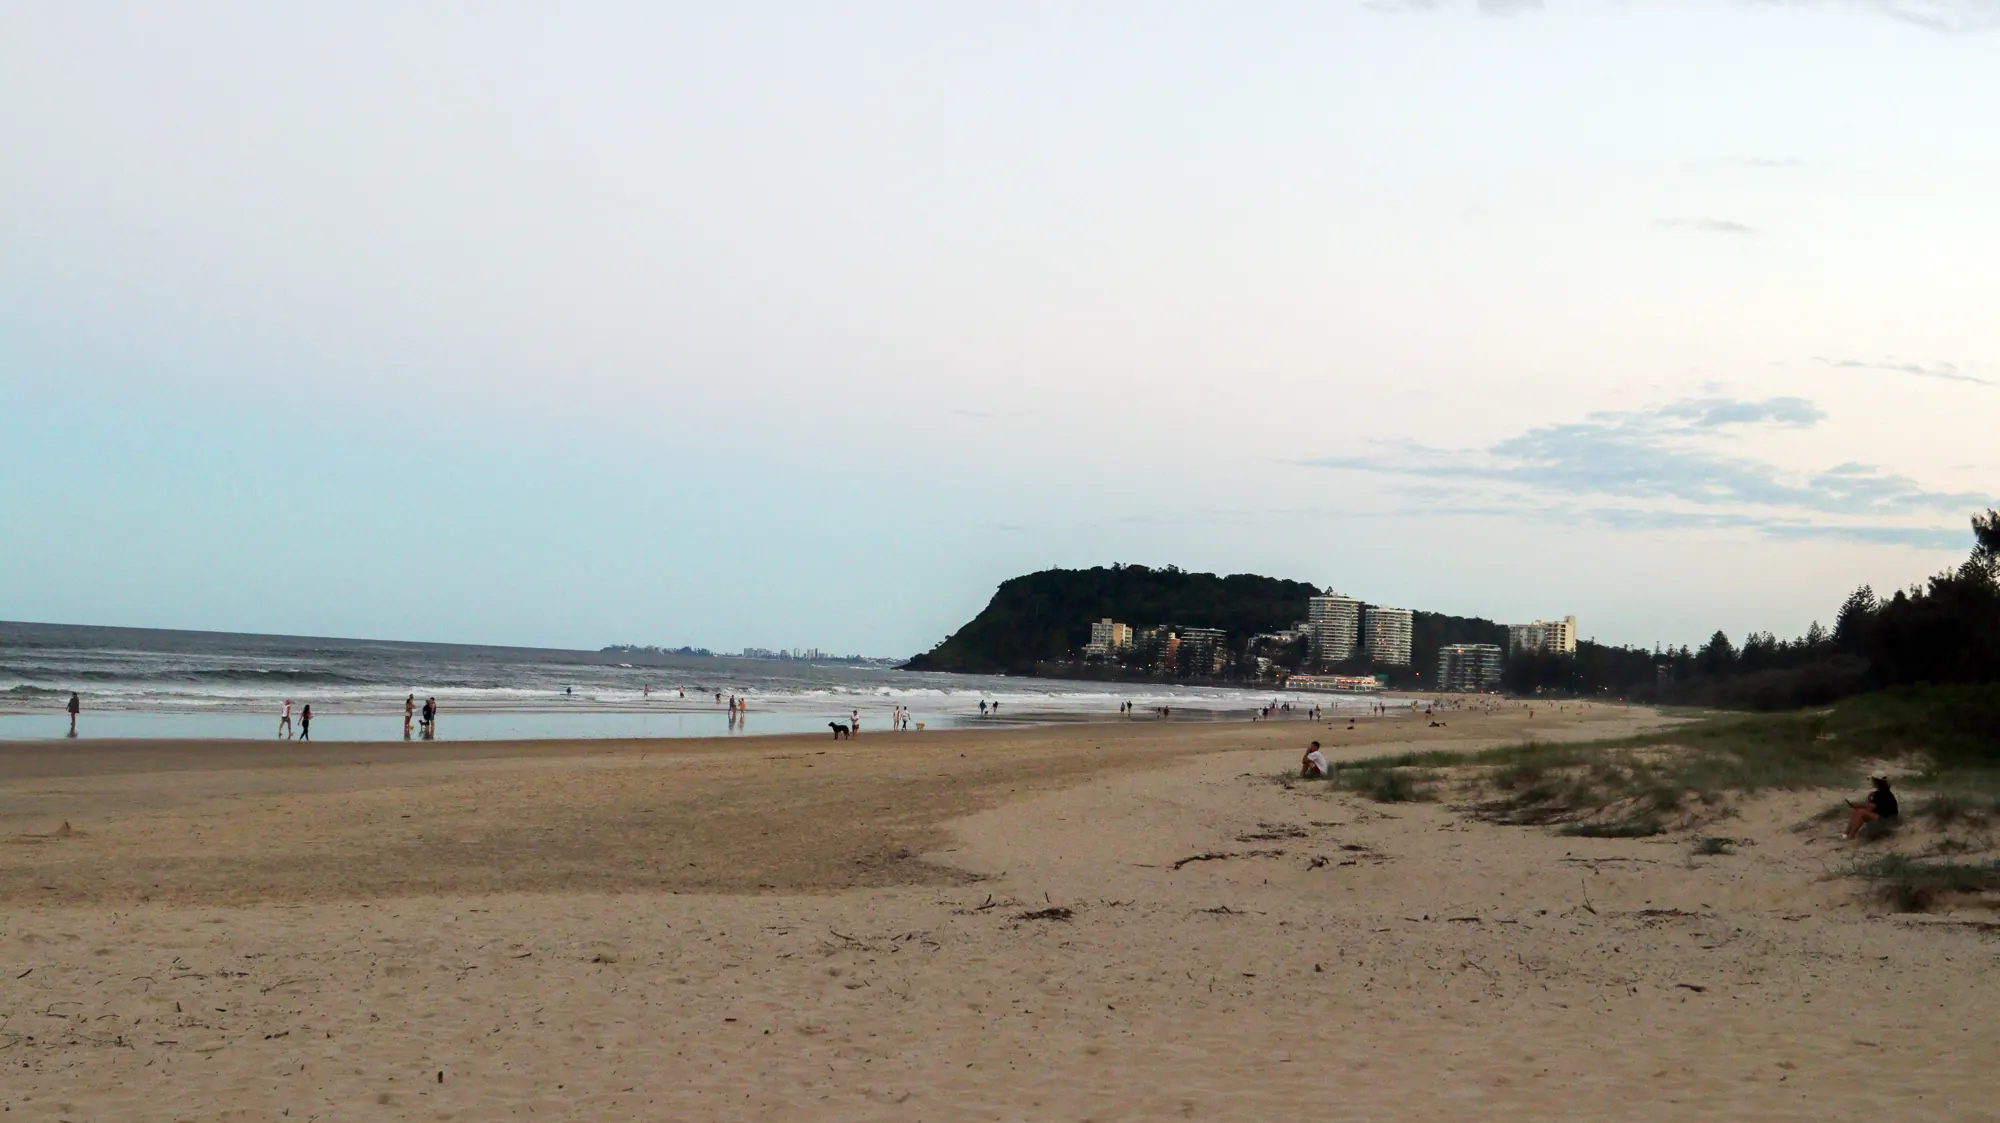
[902, 565, 1321, 675]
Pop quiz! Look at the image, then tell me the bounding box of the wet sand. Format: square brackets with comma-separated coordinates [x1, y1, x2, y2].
[3, 705, 1995, 1120]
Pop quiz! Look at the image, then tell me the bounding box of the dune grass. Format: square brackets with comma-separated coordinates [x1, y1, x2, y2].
[1307, 689, 2000, 838]
[1848, 854, 2000, 912]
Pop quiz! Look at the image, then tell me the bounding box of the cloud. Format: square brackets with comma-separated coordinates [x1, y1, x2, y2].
[1872, 0, 2000, 32]
[1813, 356, 1992, 386]
[1366, 0, 1545, 14]
[1753, 1, 2000, 33]
[1304, 396, 1990, 548]
[1653, 217, 1758, 236]
[1654, 396, 1823, 427]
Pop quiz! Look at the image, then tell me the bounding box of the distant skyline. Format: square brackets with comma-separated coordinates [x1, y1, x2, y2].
[4, 1, 1996, 657]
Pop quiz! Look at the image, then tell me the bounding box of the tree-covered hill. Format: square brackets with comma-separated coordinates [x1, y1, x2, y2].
[904, 565, 1318, 674]
[903, 564, 1508, 677]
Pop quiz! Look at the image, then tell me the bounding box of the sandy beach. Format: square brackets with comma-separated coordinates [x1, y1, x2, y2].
[3, 705, 1995, 1120]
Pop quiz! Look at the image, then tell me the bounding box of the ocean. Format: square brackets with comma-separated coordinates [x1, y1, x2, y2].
[0, 621, 1359, 741]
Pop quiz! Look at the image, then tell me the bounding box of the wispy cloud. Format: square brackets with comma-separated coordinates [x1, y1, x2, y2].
[1813, 356, 1992, 386]
[1655, 396, 1823, 427]
[1366, 0, 1545, 14]
[1305, 396, 1988, 548]
[1871, 0, 2000, 32]
[1752, 1, 2000, 33]
[1654, 217, 1757, 236]
[1448, 503, 1970, 549]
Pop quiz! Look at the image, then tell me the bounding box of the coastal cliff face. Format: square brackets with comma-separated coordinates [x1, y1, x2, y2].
[903, 566, 1319, 675]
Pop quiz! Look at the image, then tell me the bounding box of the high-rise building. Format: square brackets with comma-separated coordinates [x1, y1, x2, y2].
[1436, 643, 1504, 692]
[1509, 615, 1579, 656]
[1308, 593, 1363, 667]
[1362, 606, 1414, 665]
[1176, 627, 1228, 677]
[1082, 618, 1134, 659]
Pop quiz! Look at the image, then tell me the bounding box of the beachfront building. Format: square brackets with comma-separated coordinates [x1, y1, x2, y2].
[1509, 616, 1579, 656]
[1436, 643, 1504, 692]
[1362, 606, 1414, 665]
[1308, 593, 1363, 667]
[1287, 673, 1385, 694]
[1176, 627, 1228, 677]
[1082, 618, 1134, 660]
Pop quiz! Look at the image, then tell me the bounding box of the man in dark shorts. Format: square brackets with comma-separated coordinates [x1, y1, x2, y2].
[1845, 772, 1898, 839]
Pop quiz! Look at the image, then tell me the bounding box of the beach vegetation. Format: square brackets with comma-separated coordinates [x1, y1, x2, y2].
[1322, 763, 1438, 803]
[1846, 854, 2000, 913]
[1311, 687, 2000, 839]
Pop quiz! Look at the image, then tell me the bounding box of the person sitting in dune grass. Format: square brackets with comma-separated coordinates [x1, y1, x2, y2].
[1845, 772, 1899, 839]
[1301, 741, 1328, 778]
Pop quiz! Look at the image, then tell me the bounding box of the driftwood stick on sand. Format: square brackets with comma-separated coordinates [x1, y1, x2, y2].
[1171, 849, 1285, 871]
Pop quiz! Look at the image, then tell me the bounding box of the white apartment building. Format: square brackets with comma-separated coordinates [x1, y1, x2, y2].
[1308, 593, 1363, 666]
[1362, 605, 1414, 665]
[1083, 618, 1134, 659]
[1508, 615, 1579, 656]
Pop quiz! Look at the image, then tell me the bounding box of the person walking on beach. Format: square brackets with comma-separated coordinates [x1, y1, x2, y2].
[298, 704, 312, 741]
[278, 699, 294, 739]
[404, 694, 415, 740]
[850, 709, 860, 737]
[67, 692, 81, 736]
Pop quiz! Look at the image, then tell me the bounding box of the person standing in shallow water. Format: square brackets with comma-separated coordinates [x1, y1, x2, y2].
[67, 692, 81, 736]
[404, 694, 415, 740]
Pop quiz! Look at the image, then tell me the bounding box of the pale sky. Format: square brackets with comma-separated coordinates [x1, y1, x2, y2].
[3, 0, 1996, 656]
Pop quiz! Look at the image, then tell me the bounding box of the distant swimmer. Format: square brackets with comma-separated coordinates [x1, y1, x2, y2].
[299, 704, 313, 741]
[67, 691, 81, 736]
[278, 699, 294, 739]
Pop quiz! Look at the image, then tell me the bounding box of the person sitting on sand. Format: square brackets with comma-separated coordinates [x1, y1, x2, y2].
[1845, 773, 1899, 839]
[1301, 740, 1328, 778]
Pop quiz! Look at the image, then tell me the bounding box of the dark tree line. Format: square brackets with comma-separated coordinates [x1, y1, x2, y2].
[1504, 511, 2000, 708]
[903, 565, 1323, 675]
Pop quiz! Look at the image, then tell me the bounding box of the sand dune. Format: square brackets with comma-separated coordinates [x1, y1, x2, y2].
[3, 705, 1994, 1119]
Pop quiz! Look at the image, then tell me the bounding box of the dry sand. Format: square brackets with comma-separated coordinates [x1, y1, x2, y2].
[2, 705, 1995, 1120]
